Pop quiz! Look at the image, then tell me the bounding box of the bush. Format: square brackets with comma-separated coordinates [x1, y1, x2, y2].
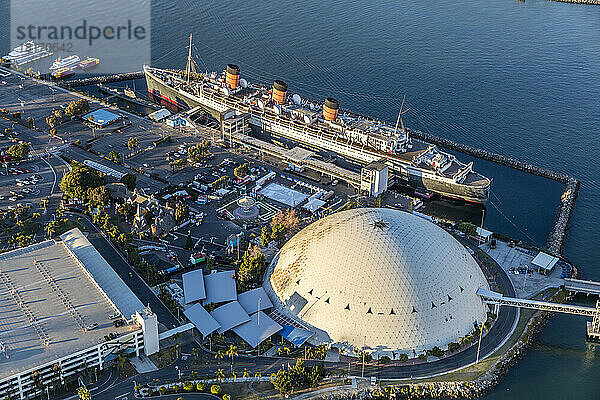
[159, 386, 167, 395]
[172, 384, 180, 392]
[430, 346, 444, 358]
[223, 395, 231, 400]
[378, 356, 391, 364]
[447, 342, 460, 353]
[183, 381, 194, 392]
[417, 353, 427, 361]
[397, 353, 409, 363]
[457, 221, 477, 236]
[196, 382, 206, 392]
[211, 385, 222, 395]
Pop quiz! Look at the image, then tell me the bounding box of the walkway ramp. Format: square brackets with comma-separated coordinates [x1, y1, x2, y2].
[564, 278, 600, 296]
[477, 288, 597, 316]
[130, 355, 158, 373]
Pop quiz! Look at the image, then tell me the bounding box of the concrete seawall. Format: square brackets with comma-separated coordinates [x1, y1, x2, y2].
[408, 128, 579, 256]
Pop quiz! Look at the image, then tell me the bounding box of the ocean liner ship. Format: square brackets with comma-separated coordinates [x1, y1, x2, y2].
[144, 40, 491, 204]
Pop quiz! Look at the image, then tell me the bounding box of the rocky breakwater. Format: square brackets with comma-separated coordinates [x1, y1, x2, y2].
[61, 71, 144, 88]
[548, 0, 600, 4]
[408, 128, 579, 256]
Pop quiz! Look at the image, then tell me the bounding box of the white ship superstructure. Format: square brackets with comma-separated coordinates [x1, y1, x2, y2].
[3, 41, 52, 66]
[144, 54, 490, 203]
[49, 55, 81, 71]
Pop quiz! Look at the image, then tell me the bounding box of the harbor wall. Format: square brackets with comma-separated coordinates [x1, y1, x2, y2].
[408, 128, 579, 256]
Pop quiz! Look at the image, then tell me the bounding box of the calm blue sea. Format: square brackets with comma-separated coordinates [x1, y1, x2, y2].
[151, 1, 600, 398]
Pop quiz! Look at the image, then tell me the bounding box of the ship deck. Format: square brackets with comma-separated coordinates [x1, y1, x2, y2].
[147, 67, 490, 189]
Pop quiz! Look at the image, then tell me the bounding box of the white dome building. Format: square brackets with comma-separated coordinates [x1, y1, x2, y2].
[263, 208, 490, 356]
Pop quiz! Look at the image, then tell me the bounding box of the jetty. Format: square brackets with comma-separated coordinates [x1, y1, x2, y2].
[96, 84, 161, 111]
[60, 71, 144, 88]
[408, 128, 579, 256]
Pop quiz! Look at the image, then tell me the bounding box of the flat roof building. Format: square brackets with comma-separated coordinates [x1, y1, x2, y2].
[0, 229, 157, 400]
[83, 109, 122, 127]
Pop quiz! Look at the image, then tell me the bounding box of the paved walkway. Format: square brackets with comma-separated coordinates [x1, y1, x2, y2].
[131, 356, 159, 373]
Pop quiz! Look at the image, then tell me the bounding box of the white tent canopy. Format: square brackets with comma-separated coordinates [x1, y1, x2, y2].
[210, 301, 251, 334]
[532, 252, 559, 271]
[237, 288, 273, 315]
[182, 269, 206, 304]
[232, 312, 283, 348]
[183, 304, 221, 337]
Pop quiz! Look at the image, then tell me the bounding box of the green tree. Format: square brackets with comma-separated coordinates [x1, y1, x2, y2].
[379, 356, 391, 364]
[120, 173, 136, 191]
[457, 221, 477, 236]
[7, 143, 30, 160]
[108, 150, 120, 163]
[211, 384, 222, 394]
[398, 353, 409, 362]
[226, 345, 238, 373]
[117, 352, 127, 377]
[260, 225, 271, 247]
[187, 141, 210, 162]
[77, 387, 91, 400]
[196, 382, 206, 391]
[210, 176, 228, 189]
[234, 162, 249, 178]
[65, 99, 89, 117]
[174, 203, 189, 223]
[183, 381, 194, 392]
[170, 158, 187, 171]
[447, 342, 460, 353]
[159, 386, 167, 395]
[117, 202, 135, 221]
[270, 223, 286, 244]
[59, 163, 103, 201]
[88, 185, 110, 207]
[127, 137, 139, 152]
[236, 245, 266, 289]
[223, 395, 231, 400]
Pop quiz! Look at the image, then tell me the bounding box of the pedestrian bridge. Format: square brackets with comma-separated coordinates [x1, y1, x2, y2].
[476, 288, 598, 317]
[564, 278, 600, 296]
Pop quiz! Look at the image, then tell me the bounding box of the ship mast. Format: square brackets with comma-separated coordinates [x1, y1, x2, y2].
[393, 95, 408, 141]
[185, 33, 196, 84]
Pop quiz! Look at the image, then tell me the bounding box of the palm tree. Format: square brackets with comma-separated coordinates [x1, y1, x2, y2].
[127, 137, 139, 154]
[192, 347, 200, 361]
[243, 369, 250, 379]
[117, 351, 127, 377]
[225, 345, 238, 374]
[215, 368, 226, 381]
[215, 350, 224, 362]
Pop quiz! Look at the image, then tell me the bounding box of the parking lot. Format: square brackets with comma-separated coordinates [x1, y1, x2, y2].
[0, 71, 358, 251]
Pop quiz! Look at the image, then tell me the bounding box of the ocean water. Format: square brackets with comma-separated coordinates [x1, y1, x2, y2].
[3, 0, 600, 397]
[150, 1, 600, 398]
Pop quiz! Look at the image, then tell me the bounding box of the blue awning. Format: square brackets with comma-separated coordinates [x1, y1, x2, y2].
[280, 325, 314, 347]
